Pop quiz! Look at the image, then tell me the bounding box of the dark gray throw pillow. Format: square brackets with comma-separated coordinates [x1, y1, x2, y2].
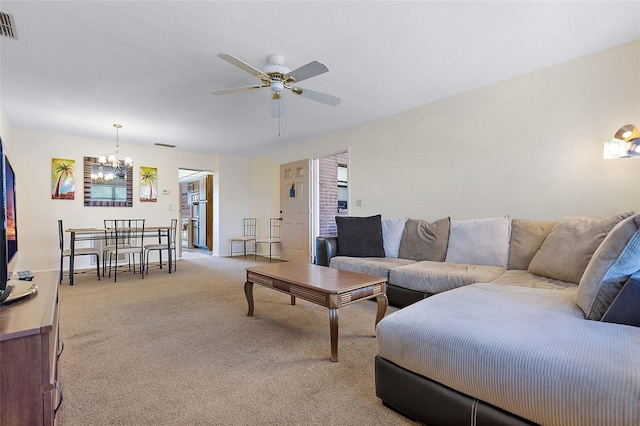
[336, 215, 385, 258]
[398, 217, 450, 261]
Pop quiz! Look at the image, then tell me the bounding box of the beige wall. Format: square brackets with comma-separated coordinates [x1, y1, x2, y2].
[251, 41, 640, 233]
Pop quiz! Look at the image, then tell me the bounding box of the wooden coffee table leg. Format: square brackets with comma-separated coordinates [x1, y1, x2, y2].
[375, 293, 388, 326]
[329, 308, 339, 362]
[244, 281, 254, 316]
[291, 295, 296, 305]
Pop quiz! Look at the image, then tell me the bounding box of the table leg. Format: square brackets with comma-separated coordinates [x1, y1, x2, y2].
[290, 295, 296, 305]
[375, 293, 388, 326]
[244, 281, 254, 316]
[329, 308, 339, 362]
[69, 232, 76, 286]
[167, 230, 172, 273]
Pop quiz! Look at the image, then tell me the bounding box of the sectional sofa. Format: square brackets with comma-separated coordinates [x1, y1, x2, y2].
[315, 213, 640, 425]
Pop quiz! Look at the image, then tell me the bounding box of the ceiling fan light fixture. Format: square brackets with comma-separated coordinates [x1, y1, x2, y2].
[271, 81, 284, 93]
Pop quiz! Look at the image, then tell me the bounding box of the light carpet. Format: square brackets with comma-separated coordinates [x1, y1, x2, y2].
[57, 256, 417, 425]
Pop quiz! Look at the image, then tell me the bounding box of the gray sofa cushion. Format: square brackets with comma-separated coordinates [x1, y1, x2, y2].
[389, 261, 505, 294]
[444, 217, 511, 268]
[329, 256, 415, 279]
[575, 214, 640, 320]
[508, 219, 556, 270]
[381, 217, 407, 258]
[377, 282, 640, 426]
[528, 213, 632, 284]
[490, 269, 577, 290]
[336, 214, 385, 258]
[397, 217, 450, 262]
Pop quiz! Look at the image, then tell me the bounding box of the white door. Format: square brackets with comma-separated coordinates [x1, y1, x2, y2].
[280, 159, 310, 263]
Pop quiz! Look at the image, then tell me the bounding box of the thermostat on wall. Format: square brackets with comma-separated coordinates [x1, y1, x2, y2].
[161, 189, 170, 195]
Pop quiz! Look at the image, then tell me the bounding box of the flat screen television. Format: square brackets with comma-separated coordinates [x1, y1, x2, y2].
[0, 137, 20, 304]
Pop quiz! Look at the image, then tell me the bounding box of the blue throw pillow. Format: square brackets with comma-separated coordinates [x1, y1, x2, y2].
[336, 215, 385, 258]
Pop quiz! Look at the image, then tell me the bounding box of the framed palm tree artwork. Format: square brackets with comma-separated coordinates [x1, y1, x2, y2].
[140, 166, 157, 202]
[51, 158, 75, 200]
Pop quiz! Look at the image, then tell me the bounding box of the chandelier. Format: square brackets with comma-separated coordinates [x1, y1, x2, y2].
[98, 123, 133, 177]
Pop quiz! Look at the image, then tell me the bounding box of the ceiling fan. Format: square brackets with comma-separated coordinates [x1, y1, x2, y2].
[211, 53, 341, 118]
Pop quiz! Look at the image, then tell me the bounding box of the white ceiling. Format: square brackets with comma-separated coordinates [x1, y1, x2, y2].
[1, 1, 639, 158]
[178, 168, 212, 184]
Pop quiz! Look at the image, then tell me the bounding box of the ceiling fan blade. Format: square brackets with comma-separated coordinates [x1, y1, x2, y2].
[217, 53, 270, 80]
[285, 61, 329, 83]
[211, 85, 264, 95]
[291, 87, 341, 106]
[271, 97, 284, 118]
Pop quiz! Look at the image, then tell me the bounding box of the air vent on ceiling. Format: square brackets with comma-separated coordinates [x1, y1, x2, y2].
[155, 143, 176, 148]
[0, 12, 18, 40]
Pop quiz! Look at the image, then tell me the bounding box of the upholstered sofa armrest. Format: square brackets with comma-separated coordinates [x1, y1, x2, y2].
[601, 271, 640, 327]
[315, 236, 338, 266]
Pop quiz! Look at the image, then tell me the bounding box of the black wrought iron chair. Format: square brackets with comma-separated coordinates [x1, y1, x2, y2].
[105, 219, 145, 281]
[255, 218, 281, 262]
[230, 217, 256, 258]
[58, 219, 100, 284]
[102, 219, 121, 277]
[144, 219, 178, 275]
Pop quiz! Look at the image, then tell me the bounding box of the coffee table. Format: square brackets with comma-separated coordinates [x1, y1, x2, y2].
[244, 262, 388, 362]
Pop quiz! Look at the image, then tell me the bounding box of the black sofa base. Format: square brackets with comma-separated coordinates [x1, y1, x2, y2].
[375, 356, 537, 426]
[386, 283, 430, 308]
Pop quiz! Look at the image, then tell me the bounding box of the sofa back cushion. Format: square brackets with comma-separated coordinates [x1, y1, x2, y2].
[397, 217, 450, 261]
[575, 214, 640, 320]
[444, 216, 511, 268]
[336, 215, 385, 258]
[527, 213, 633, 284]
[381, 217, 408, 258]
[508, 219, 557, 270]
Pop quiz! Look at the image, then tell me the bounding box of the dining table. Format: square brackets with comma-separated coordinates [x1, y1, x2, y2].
[64, 226, 173, 285]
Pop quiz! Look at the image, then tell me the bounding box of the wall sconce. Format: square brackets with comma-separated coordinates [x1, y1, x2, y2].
[603, 124, 640, 159]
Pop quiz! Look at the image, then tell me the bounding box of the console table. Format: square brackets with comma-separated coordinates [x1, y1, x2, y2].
[0, 271, 62, 425]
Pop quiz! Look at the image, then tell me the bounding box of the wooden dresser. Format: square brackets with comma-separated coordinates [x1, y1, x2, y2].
[0, 271, 62, 425]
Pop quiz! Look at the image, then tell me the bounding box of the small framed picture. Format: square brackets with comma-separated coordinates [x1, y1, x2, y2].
[51, 158, 75, 200]
[140, 166, 158, 202]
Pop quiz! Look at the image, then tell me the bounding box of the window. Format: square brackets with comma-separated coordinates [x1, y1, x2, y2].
[337, 165, 347, 210]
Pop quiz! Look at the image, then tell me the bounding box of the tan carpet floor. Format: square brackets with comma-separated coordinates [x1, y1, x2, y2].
[57, 256, 417, 425]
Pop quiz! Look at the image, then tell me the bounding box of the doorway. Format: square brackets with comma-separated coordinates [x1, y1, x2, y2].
[279, 159, 311, 263]
[314, 151, 349, 239]
[277, 152, 348, 263]
[179, 169, 214, 256]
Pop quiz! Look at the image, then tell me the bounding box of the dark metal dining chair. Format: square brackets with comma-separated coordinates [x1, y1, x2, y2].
[58, 219, 100, 284]
[105, 219, 145, 281]
[255, 218, 281, 262]
[144, 219, 178, 275]
[102, 219, 120, 277]
[230, 218, 256, 258]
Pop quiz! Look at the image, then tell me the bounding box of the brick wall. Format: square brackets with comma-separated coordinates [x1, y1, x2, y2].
[319, 153, 348, 236]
